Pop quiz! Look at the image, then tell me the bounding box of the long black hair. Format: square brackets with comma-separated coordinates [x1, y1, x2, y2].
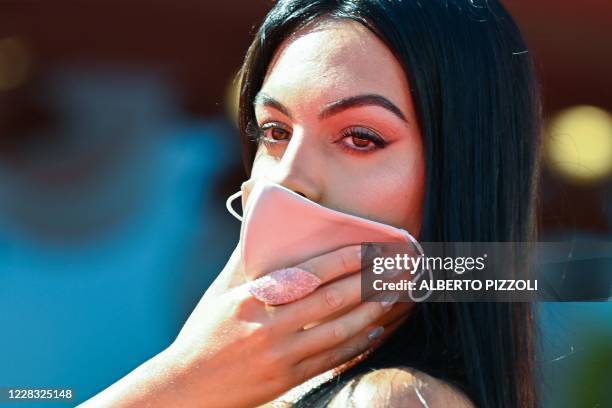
[237, 1, 542, 407]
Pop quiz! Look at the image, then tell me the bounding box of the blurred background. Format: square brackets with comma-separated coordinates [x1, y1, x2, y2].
[0, 1, 610, 407]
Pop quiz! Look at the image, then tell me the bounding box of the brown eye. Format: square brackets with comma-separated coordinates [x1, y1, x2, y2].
[337, 126, 388, 155]
[270, 127, 289, 140]
[261, 124, 290, 141]
[351, 136, 372, 148]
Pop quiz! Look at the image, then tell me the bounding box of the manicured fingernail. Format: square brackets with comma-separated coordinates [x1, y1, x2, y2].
[356, 245, 363, 260]
[381, 293, 400, 310]
[248, 267, 322, 305]
[367, 326, 385, 341]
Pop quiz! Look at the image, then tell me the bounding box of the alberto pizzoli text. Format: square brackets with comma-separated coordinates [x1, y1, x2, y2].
[373, 279, 538, 292]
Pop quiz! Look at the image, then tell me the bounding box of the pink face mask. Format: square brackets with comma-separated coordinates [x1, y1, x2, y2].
[225, 177, 431, 302]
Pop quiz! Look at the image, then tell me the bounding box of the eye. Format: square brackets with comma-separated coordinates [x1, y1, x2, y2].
[338, 126, 388, 154]
[255, 122, 291, 146]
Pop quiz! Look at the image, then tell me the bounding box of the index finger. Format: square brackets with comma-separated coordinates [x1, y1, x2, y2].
[244, 244, 369, 306]
[296, 244, 365, 284]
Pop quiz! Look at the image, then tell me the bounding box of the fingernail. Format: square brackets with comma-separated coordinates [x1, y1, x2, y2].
[367, 326, 385, 341]
[248, 267, 322, 305]
[356, 245, 363, 260]
[380, 292, 400, 310]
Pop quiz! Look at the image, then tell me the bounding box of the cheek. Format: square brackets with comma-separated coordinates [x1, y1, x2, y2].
[250, 152, 275, 178]
[334, 148, 425, 235]
[385, 158, 425, 236]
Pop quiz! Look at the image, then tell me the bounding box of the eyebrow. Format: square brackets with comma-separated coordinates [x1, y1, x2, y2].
[253, 93, 292, 117]
[253, 92, 408, 123]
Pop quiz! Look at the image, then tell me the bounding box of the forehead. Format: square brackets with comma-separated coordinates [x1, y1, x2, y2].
[261, 18, 411, 111]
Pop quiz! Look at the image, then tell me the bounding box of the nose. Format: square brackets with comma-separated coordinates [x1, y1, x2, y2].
[264, 132, 323, 203]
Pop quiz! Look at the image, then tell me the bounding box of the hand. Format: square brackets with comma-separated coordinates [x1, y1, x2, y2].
[170, 243, 403, 407]
[80, 242, 411, 408]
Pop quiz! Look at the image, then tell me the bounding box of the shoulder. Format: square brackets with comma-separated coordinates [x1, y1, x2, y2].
[328, 367, 475, 408]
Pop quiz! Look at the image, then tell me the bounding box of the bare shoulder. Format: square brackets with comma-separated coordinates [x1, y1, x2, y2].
[328, 367, 475, 408]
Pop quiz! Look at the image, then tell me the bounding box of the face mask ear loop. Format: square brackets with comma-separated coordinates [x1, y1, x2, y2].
[402, 230, 433, 303]
[226, 190, 244, 222]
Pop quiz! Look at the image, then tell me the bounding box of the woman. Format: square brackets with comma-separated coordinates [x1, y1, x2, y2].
[82, 0, 541, 407]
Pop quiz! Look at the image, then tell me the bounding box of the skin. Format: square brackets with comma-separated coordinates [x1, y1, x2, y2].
[250, 19, 472, 407]
[249, 19, 425, 234]
[246, 16, 424, 355]
[80, 17, 471, 408]
[328, 368, 475, 408]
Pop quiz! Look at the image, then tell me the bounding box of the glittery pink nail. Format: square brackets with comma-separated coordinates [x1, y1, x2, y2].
[248, 267, 322, 305]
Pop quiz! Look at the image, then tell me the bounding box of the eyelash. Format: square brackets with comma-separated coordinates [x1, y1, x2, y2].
[246, 121, 388, 154]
